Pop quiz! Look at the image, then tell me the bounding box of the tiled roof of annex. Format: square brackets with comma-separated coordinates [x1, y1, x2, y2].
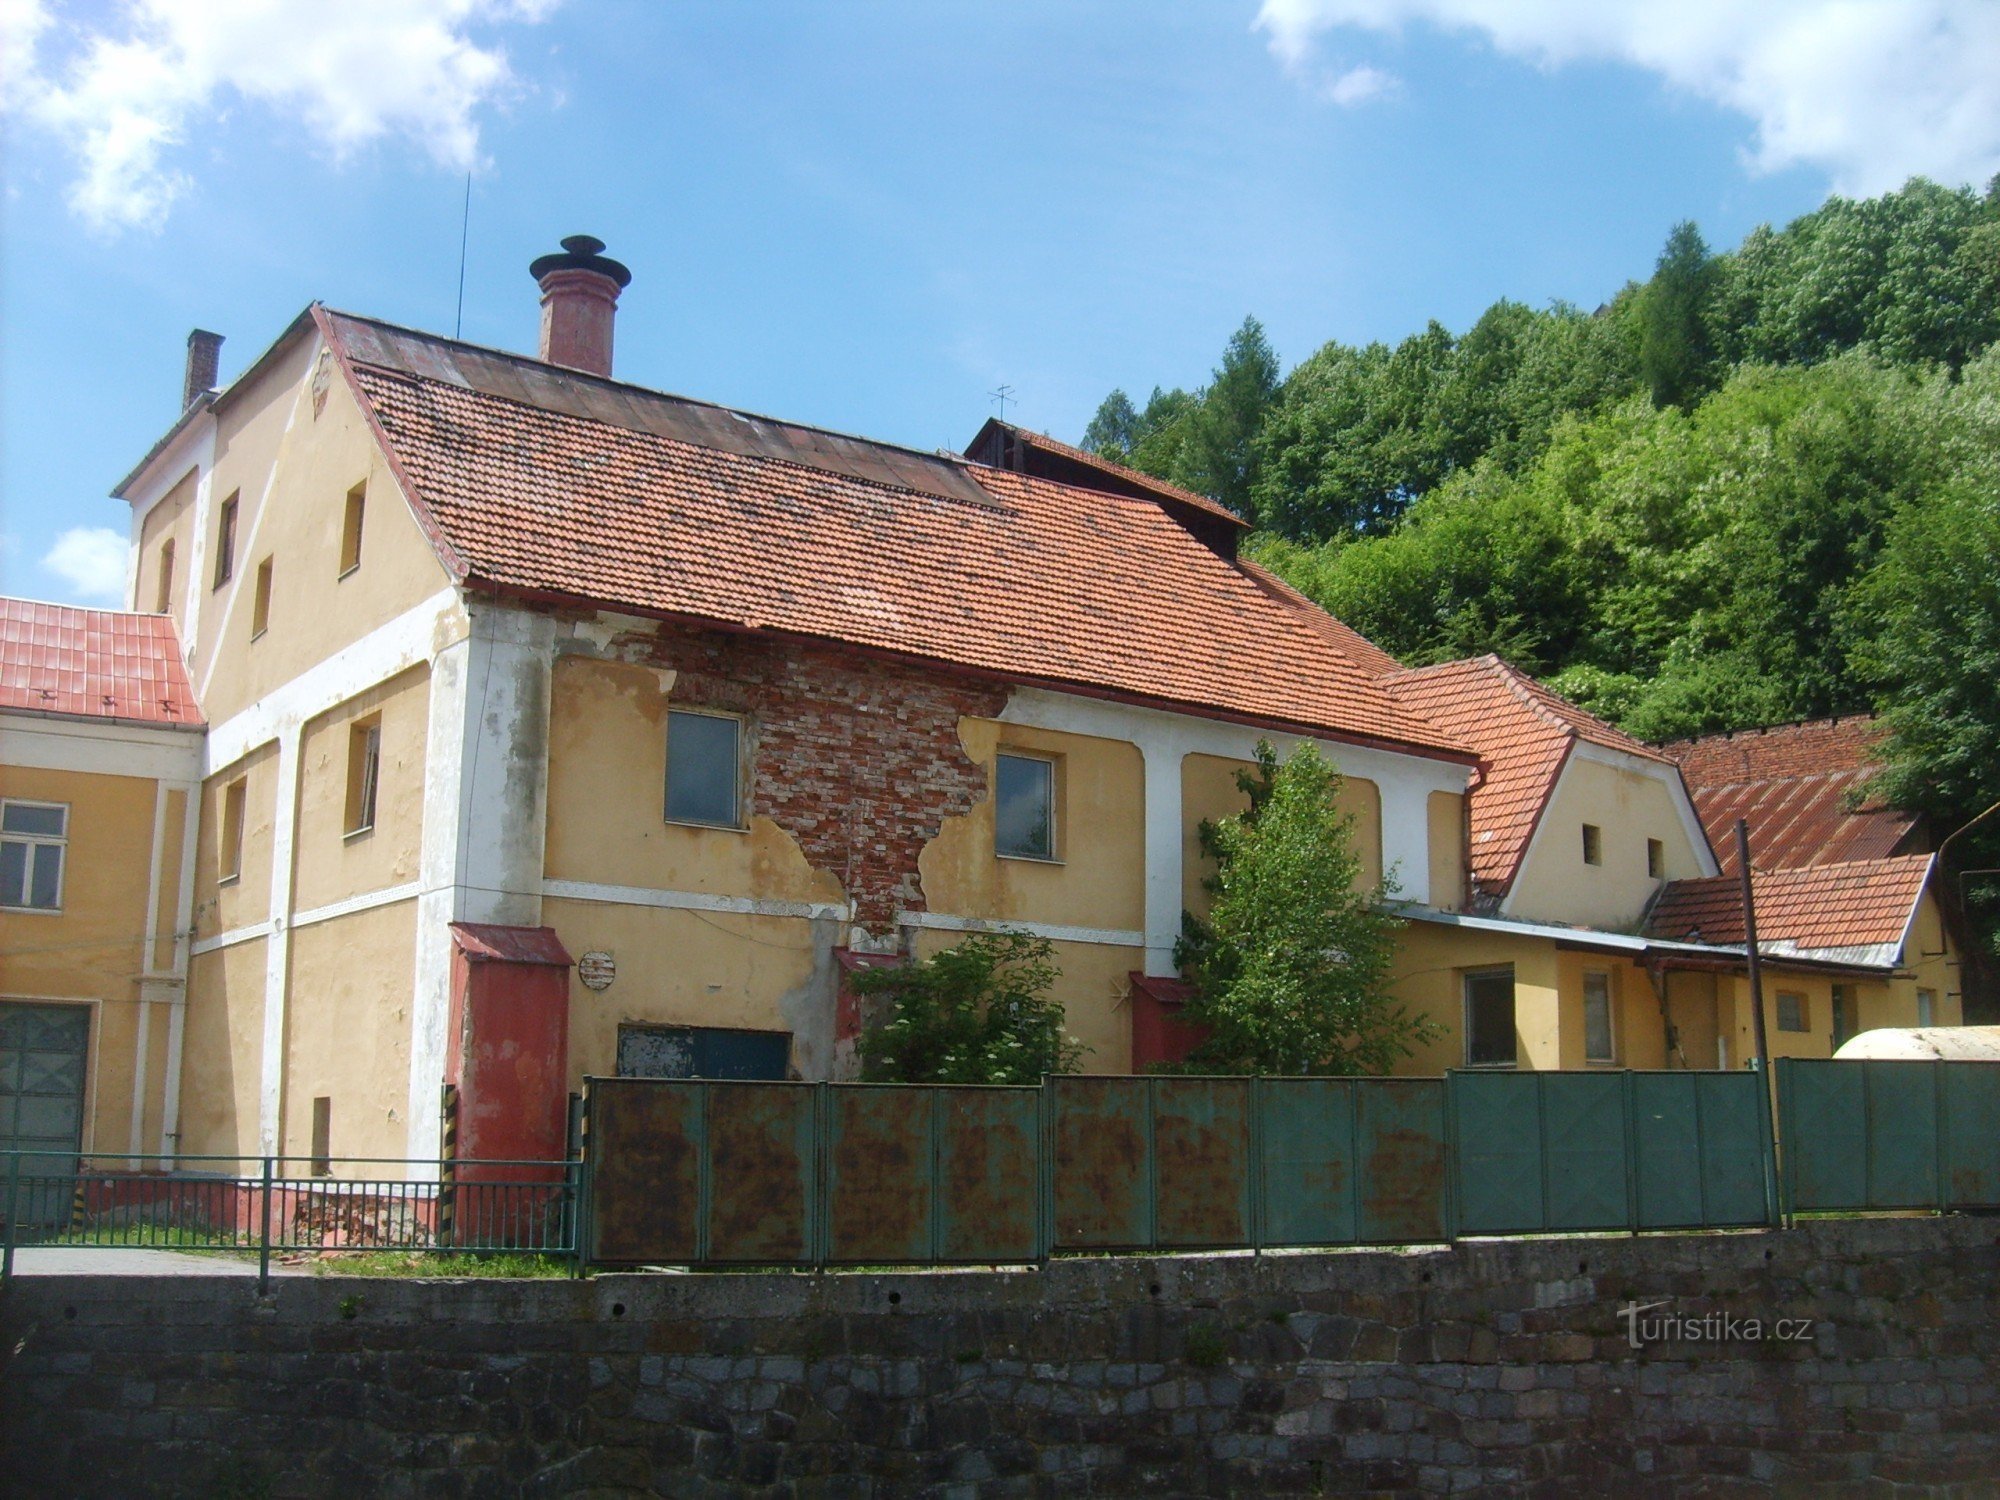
[1659, 716, 1920, 877]
[0, 597, 202, 729]
[1644, 852, 1932, 957]
[321, 308, 1469, 761]
[1382, 654, 1677, 896]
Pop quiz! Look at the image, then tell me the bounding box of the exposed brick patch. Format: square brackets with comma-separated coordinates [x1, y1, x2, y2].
[628, 623, 1007, 935]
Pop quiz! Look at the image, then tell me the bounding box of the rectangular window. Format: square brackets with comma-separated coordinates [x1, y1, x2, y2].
[339, 484, 365, 576]
[1917, 988, 1936, 1027]
[1831, 984, 1855, 1051]
[155, 539, 176, 614]
[664, 709, 741, 828]
[250, 557, 273, 638]
[995, 752, 1056, 861]
[1777, 991, 1808, 1033]
[220, 777, 248, 883]
[1465, 967, 1517, 1067]
[1647, 838, 1665, 879]
[212, 494, 239, 589]
[345, 720, 381, 836]
[1583, 970, 1616, 1064]
[1, 801, 68, 911]
[1581, 823, 1602, 866]
[310, 1097, 332, 1177]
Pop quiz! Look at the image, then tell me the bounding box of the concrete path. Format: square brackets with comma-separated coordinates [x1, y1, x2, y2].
[4, 1246, 301, 1276]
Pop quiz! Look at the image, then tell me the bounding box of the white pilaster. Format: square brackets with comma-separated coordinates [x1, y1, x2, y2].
[255, 727, 302, 1157]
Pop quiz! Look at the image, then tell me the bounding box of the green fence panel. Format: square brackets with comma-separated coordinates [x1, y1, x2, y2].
[825, 1085, 935, 1265]
[1050, 1076, 1150, 1249]
[1542, 1073, 1631, 1232]
[1356, 1079, 1448, 1243]
[935, 1087, 1042, 1262]
[704, 1082, 816, 1264]
[1693, 1072, 1771, 1226]
[1862, 1062, 1941, 1210]
[1152, 1078, 1253, 1248]
[1257, 1079, 1358, 1247]
[586, 1076, 701, 1264]
[1630, 1072, 1703, 1229]
[1451, 1072, 1545, 1235]
[1941, 1063, 2000, 1210]
[1779, 1059, 1870, 1212]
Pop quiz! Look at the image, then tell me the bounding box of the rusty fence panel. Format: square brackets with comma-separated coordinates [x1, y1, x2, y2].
[1352, 1079, 1450, 1243]
[1779, 1059, 2000, 1215]
[586, 1076, 701, 1265]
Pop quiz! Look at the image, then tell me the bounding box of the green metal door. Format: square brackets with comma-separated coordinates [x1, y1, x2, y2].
[0, 1002, 89, 1231]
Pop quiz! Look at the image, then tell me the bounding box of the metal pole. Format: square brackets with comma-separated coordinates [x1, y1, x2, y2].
[3, 1152, 19, 1282]
[1737, 821, 1772, 1074]
[259, 1155, 274, 1293]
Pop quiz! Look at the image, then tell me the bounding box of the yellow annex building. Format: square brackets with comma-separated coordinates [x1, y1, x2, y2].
[2, 237, 1962, 1174]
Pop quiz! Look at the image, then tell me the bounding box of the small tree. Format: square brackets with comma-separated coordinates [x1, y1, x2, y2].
[853, 930, 1083, 1085]
[1173, 742, 1435, 1075]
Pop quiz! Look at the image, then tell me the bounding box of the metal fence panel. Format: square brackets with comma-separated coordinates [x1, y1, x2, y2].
[1630, 1073, 1704, 1229]
[1543, 1073, 1630, 1232]
[704, 1082, 816, 1264]
[1451, 1072, 1544, 1235]
[1862, 1062, 1940, 1210]
[1152, 1079, 1252, 1248]
[1050, 1076, 1150, 1249]
[1257, 1079, 1357, 1247]
[1779, 1059, 1869, 1212]
[587, 1076, 700, 1264]
[936, 1088, 1042, 1262]
[826, 1086, 934, 1265]
[1693, 1072, 1770, 1226]
[1355, 1079, 1448, 1243]
[1941, 1063, 2000, 1209]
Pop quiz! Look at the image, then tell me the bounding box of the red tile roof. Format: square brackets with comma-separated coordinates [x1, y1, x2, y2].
[973, 420, 1249, 529]
[0, 598, 201, 728]
[1383, 655, 1678, 898]
[324, 310, 1469, 761]
[1660, 717, 1919, 876]
[1644, 853, 1932, 958]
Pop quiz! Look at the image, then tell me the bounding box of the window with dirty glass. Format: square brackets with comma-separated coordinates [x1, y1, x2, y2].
[1581, 823, 1602, 865]
[1464, 967, 1517, 1067]
[1777, 991, 1808, 1033]
[1, 801, 68, 911]
[665, 709, 741, 827]
[1583, 970, 1616, 1064]
[995, 752, 1055, 860]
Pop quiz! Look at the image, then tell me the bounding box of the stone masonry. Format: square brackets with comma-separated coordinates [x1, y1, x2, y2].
[3, 1218, 1998, 1496]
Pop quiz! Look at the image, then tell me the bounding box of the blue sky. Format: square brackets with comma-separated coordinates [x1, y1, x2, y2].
[4, 1, 1997, 606]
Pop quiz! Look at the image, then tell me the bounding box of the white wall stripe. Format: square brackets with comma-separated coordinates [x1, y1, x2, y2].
[897, 909, 1146, 950]
[541, 877, 849, 924]
[291, 882, 422, 932]
[191, 919, 272, 957]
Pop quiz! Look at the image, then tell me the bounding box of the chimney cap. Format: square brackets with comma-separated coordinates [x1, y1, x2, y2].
[529, 234, 631, 289]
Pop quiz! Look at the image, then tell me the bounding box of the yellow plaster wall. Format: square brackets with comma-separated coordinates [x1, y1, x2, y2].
[908, 926, 1140, 1074]
[195, 740, 280, 934]
[178, 940, 267, 1160]
[282, 900, 418, 1161]
[1386, 921, 1562, 1075]
[544, 656, 845, 907]
[923, 720, 1145, 931]
[544, 898, 825, 1089]
[292, 666, 429, 912]
[1892, 893, 1964, 1027]
[1551, 950, 1669, 1070]
[1509, 758, 1707, 929]
[1178, 753, 1382, 920]
[193, 339, 454, 725]
[1427, 793, 1467, 911]
[134, 466, 200, 624]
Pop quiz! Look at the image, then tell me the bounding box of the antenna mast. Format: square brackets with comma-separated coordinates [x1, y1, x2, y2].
[454, 173, 473, 339]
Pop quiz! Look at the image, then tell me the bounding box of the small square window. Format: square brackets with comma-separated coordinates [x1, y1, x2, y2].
[1581, 823, 1602, 866]
[250, 557, 274, 638]
[1, 800, 69, 911]
[665, 710, 741, 828]
[345, 720, 381, 836]
[995, 753, 1056, 860]
[220, 777, 248, 883]
[1465, 967, 1516, 1067]
[339, 484, 365, 577]
[1583, 970, 1616, 1064]
[155, 538, 176, 614]
[1776, 991, 1808, 1033]
[213, 494, 239, 589]
[1647, 838, 1665, 879]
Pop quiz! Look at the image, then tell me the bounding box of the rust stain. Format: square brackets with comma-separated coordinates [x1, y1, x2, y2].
[828, 1090, 931, 1263]
[706, 1084, 812, 1262]
[589, 1080, 698, 1264]
[1053, 1078, 1148, 1248]
[1362, 1123, 1447, 1243]
[1154, 1080, 1250, 1247]
[938, 1090, 1039, 1261]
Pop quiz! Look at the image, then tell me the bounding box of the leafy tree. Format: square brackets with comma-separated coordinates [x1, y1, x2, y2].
[1173, 743, 1432, 1075]
[1081, 389, 1141, 459]
[1639, 221, 1721, 408]
[1178, 316, 1280, 517]
[852, 930, 1082, 1085]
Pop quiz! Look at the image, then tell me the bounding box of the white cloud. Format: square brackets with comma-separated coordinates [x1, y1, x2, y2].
[42, 526, 130, 604]
[3, 0, 560, 231]
[1322, 64, 1398, 108]
[1255, 1, 2000, 194]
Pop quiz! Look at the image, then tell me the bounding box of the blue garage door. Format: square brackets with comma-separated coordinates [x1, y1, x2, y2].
[1, 1002, 90, 1230]
[616, 1024, 792, 1081]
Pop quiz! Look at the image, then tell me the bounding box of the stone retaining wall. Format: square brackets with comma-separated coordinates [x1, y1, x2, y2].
[3, 1218, 1997, 1496]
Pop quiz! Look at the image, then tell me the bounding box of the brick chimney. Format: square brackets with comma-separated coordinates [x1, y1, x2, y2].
[528, 235, 631, 378]
[183, 329, 223, 409]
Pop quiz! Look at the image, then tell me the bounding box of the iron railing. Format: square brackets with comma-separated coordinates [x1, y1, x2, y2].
[0, 1152, 589, 1288]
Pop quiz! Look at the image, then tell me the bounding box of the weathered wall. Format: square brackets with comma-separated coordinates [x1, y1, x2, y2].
[282, 900, 419, 1162]
[1507, 755, 1706, 929]
[291, 665, 428, 912]
[132, 465, 199, 625]
[4, 1219, 1994, 1497]
[1390, 921, 1563, 1075]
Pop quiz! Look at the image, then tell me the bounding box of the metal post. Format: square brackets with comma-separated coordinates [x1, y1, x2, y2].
[3, 1152, 20, 1282]
[437, 1083, 458, 1249]
[1736, 820, 1782, 1228]
[258, 1155, 274, 1292]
